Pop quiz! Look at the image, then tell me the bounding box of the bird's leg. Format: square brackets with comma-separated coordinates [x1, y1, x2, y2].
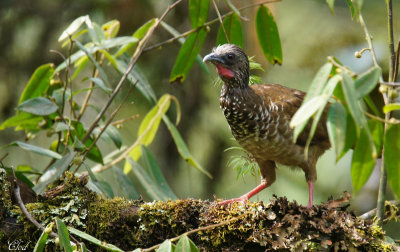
[219, 160, 276, 205]
[219, 182, 267, 205]
[307, 181, 314, 208]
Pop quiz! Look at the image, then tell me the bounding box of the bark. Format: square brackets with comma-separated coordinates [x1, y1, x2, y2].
[0, 169, 397, 251]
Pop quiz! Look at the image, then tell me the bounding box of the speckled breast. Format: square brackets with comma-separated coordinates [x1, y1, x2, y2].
[220, 88, 305, 165]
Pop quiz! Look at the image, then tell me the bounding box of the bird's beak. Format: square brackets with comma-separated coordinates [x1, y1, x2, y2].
[203, 53, 225, 65]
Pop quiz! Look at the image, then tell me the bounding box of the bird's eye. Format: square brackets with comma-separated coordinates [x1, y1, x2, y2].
[227, 54, 235, 60]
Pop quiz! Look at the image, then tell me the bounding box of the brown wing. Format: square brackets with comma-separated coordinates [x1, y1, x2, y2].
[250, 83, 330, 148]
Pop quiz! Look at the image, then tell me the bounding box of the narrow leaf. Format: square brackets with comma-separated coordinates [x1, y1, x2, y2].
[163, 116, 212, 178]
[10, 141, 62, 159]
[341, 72, 365, 133]
[161, 21, 209, 74]
[216, 13, 244, 48]
[346, 0, 356, 19]
[290, 95, 327, 128]
[327, 102, 347, 158]
[175, 235, 199, 252]
[68, 227, 124, 252]
[55, 218, 73, 252]
[156, 240, 174, 252]
[383, 103, 400, 114]
[326, 0, 335, 14]
[170, 28, 208, 83]
[384, 124, 400, 198]
[18, 97, 58, 116]
[189, 0, 210, 28]
[255, 5, 282, 64]
[33, 151, 76, 193]
[19, 64, 54, 104]
[123, 95, 171, 173]
[141, 146, 177, 199]
[112, 166, 139, 200]
[127, 158, 171, 200]
[0, 112, 42, 131]
[33, 223, 50, 252]
[59, 16, 87, 41]
[88, 77, 112, 94]
[351, 129, 375, 195]
[354, 67, 381, 98]
[104, 124, 123, 149]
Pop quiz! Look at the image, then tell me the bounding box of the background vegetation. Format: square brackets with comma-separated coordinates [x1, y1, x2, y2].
[0, 0, 399, 248]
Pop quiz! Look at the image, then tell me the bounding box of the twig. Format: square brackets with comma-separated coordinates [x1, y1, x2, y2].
[10, 166, 58, 239]
[141, 212, 249, 252]
[143, 0, 281, 52]
[73, 85, 134, 172]
[380, 81, 400, 86]
[327, 56, 356, 77]
[0, 152, 8, 162]
[211, 0, 229, 43]
[91, 95, 171, 173]
[81, 0, 184, 144]
[111, 114, 140, 126]
[359, 200, 399, 222]
[364, 111, 400, 124]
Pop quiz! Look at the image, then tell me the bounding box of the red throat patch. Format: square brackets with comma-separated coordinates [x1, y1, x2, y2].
[215, 64, 234, 79]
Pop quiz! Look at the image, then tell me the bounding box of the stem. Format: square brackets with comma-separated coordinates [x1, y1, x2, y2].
[211, 0, 229, 43]
[143, 0, 281, 52]
[81, 0, 184, 144]
[377, 0, 395, 222]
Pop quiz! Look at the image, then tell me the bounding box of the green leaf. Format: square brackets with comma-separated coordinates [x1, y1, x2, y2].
[55, 218, 73, 252]
[68, 227, 124, 252]
[19, 64, 54, 104]
[102, 19, 120, 38]
[114, 19, 156, 57]
[326, 0, 335, 14]
[112, 166, 139, 200]
[290, 95, 327, 128]
[101, 36, 138, 49]
[59, 15, 87, 41]
[10, 141, 62, 159]
[75, 40, 110, 86]
[104, 125, 123, 149]
[0, 112, 42, 131]
[160, 21, 209, 74]
[123, 94, 172, 173]
[216, 13, 243, 48]
[327, 102, 347, 158]
[33, 151, 76, 193]
[351, 128, 375, 195]
[70, 121, 103, 164]
[33, 223, 50, 252]
[18, 97, 58, 116]
[224, 0, 242, 17]
[292, 63, 332, 141]
[189, 0, 210, 28]
[255, 5, 282, 65]
[114, 60, 157, 103]
[156, 240, 174, 252]
[127, 158, 171, 200]
[346, 0, 356, 19]
[88, 77, 112, 94]
[170, 28, 208, 83]
[175, 235, 199, 252]
[368, 120, 383, 153]
[341, 72, 366, 134]
[305, 75, 341, 151]
[354, 67, 381, 98]
[163, 116, 212, 178]
[141, 146, 177, 200]
[85, 17, 106, 44]
[339, 113, 357, 159]
[383, 103, 400, 114]
[384, 124, 400, 198]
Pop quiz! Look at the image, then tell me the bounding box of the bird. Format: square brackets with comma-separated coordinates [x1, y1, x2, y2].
[203, 44, 331, 207]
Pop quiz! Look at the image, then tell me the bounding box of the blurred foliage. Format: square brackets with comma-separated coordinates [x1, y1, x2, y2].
[1, 0, 400, 249]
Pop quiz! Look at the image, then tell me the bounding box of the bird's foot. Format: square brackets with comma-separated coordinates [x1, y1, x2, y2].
[219, 195, 249, 205]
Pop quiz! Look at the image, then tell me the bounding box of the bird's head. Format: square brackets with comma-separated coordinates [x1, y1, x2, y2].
[203, 44, 249, 88]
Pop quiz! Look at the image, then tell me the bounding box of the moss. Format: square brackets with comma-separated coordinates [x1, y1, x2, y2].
[0, 168, 13, 220]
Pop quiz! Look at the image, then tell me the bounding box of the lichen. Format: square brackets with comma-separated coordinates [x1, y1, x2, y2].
[0, 168, 13, 220]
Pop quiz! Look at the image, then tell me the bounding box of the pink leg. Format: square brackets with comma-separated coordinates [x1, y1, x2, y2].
[219, 181, 267, 205]
[307, 181, 314, 208]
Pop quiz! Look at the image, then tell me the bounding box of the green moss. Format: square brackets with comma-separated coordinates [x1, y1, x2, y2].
[0, 168, 13, 219]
